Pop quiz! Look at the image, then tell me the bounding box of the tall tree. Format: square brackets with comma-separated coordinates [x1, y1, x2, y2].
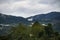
[31, 21, 44, 38]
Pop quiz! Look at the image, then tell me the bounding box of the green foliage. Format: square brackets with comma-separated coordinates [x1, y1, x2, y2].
[31, 21, 44, 38]
[44, 23, 54, 37]
[0, 22, 60, 40]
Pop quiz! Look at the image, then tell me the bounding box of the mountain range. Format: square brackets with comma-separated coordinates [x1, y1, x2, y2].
[0, 12, 60, 32]
[27, 12, 60, 32]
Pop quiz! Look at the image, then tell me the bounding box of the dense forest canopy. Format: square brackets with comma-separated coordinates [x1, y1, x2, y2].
[0, 21, 60, 40]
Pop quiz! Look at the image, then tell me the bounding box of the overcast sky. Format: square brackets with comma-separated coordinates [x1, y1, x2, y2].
[0, 0, 60, 18]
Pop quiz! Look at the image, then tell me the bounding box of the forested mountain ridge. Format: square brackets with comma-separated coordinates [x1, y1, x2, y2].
[0, 12, 60, 32]
[27, 12, 60, 22]
[0, 12, 60, 25]
[0, 13, 29, 24]
[27, 12, 60, 32]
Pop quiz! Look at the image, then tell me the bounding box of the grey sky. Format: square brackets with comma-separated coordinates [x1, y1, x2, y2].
[0, 0, 60, 18]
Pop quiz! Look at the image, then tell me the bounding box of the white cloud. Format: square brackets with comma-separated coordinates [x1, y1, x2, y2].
[0, 0, 60, 18]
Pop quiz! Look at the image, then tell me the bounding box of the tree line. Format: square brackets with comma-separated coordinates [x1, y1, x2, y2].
[0, 21, 60, 40]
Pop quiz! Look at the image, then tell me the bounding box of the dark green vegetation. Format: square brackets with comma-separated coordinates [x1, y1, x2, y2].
[0, 12, 60, 40]
[0, 21, 60, 40]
